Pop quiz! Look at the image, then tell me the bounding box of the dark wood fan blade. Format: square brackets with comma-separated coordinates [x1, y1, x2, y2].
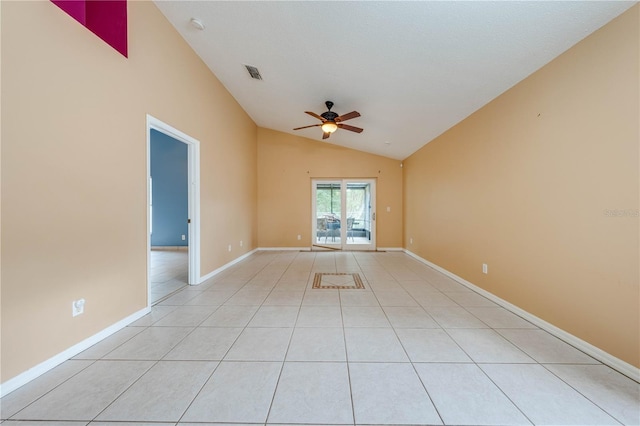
[337, 123, 363, 133]
[335, 111, 360, 122]
[305, 111, 325, 122]
[293, 124, 322, 130]
[322, 132, 331, 139]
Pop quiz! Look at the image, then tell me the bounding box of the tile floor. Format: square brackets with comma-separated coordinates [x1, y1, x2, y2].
[150, 248, 188, 303]
[1, 251, 639, 425]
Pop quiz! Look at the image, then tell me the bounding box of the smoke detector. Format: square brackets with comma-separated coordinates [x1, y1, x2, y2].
[190, 18, 205, 30]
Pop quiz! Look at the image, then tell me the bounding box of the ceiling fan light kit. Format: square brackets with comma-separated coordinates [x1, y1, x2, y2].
[321, 121, 338, 133]
[293, 101, 363, 139]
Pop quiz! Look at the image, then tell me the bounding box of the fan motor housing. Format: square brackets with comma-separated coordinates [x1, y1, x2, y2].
[321, 111, 339, 121]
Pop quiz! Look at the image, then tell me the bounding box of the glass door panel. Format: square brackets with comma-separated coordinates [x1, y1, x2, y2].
[346, 182, 373, 248]
[314, 181, 342, 247]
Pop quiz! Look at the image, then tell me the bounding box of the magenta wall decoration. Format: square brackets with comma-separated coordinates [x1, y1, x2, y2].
[52, 0, 128, 58]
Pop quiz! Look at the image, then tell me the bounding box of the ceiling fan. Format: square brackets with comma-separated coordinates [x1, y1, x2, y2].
[293, 101, 363, 139]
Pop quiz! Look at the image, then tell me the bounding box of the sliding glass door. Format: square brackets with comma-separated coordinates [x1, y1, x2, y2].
[312, 179, 376, 250]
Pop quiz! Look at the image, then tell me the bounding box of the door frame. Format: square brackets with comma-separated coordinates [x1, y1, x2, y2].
[311, 178, 376, 251]
[146, 115, 201, 297]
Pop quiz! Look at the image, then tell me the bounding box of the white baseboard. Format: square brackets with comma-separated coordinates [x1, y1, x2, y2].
[0, 306, 151, 397]
[403, 249, 640, 383]
[258, 247, 312, 251]
[197, 249, 258, 283]
[257, 247, 404, 252]
[150, 246, 188, 251]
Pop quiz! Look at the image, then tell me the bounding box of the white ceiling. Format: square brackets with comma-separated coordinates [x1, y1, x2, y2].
[154, 1, 635, 160]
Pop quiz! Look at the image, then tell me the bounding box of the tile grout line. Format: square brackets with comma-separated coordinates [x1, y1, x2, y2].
[357, 253, 446, 426]
[338, 256, 358, 426]
[264, 250, 316, 424]
[538, 363, 627, 425]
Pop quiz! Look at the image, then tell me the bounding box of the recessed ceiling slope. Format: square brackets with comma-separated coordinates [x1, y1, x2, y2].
[154, 1, 634, 160]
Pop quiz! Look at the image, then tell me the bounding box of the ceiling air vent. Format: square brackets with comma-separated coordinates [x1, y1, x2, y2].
[244, 65, 262, 80]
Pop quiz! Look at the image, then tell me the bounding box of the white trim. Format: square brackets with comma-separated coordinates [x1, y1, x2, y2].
[0, 307, 151, 397]
[198, 249, 259, 283]
[377, 247, 404, 252]
[404, 249, 640, 383]
[258, 247, 312, 252]
[146, 115, 201, 289]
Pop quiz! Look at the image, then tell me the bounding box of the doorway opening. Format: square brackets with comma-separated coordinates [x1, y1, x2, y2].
[146, 115, 200, 305]
[311, 179, 376, 251]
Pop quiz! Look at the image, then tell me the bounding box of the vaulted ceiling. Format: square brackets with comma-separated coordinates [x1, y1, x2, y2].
[155, 1, 635, 159]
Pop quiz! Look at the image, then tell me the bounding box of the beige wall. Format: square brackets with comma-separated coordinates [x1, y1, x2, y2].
[1, 1, 257, 381]
[257, 128, 403, 248]
[404, 6, 639, 368]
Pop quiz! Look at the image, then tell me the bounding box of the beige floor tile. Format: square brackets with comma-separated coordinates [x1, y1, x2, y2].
[415, 363, 531, 425]
[302, 290, 340, 306]
[151, 305, 217, 327]
[224, 289, 271, 305]
[247, 306, 299, 327]
[413, 292, 459, 307]
[103, 327, 193, 360]
[446, 291, 498, 307]
[199, 305, 259, 327]
[383, 306, 440, 328]
[0, 361, 93, 419]
[342, 306, 390, 327]
[183, 289, 236, 306]
[466, 306, 537, 328]
[96, 361, 217, 421]
[262, 290, 305, 306]
[481, 364, 619, 425]
[447, 329, 535, 363]
[545, 364, 640, 425]
[396, 328, 472, 362]
[286, 328, 346, 361]
[372, 290, 419, 307]
[157, 290, 201, 306]
[350, 363, 441, 425]
[339, 291, 379, 306]
[427, 306, 488, 328]
[182, 362, 281, 423]
[296, 306, 343, 327]
[12, 361, 153, 420]
[163, 327, 243, 360]
[497, 329, 599, 363]
[268, 362, 353, 424]
[224, 328, 292, 361]
[344, 328, 408, 362]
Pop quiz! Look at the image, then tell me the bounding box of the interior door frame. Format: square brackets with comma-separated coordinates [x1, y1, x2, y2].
[146, 115, 201, 297]
[311, 178, 376, 251]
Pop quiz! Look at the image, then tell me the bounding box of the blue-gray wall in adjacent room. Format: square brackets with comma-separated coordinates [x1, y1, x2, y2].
[150, 129, 188, 246]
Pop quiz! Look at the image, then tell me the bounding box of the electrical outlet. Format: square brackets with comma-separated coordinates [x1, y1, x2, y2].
[482, 263, 488, 274]
[72, 299, 85, 317]
[410, 237, 413, 244]
[240, 240, 243, 247]
[181, 234, 186, 241]
[386, 206, 391, 212]
[297, 234, 301, 240]
[228, 244, 232, 252]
